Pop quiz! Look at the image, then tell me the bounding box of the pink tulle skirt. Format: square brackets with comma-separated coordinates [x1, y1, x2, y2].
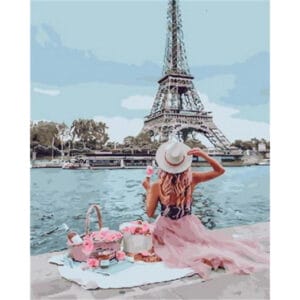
[152, 214, 269, 279]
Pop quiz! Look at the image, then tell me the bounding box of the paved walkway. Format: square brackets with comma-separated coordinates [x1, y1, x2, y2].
[31, 222, 269, 299]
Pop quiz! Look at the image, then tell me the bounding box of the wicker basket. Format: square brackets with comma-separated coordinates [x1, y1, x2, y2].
[68, 204, 122, 262]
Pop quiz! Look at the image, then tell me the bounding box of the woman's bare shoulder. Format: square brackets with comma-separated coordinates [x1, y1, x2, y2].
[191, 171, 199, 180]
[151, 180, 160, 190]
[191, 172, 201, 187]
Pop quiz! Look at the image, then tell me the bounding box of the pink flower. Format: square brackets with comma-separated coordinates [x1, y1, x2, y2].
[101, 228, 109, 236]
[141, 224, 150, 234]
[113, 233, 121, 241]
[82, 236, 94, 254]
[122, 226, 131, 233]
[91, 231, 101, 240]
[120, 221, 154, 236]
[87, 258, 99, 268]
[146, 166, 154, 177]
[116, 232, 123, 239]
[100, 232, 107, 240]
[90, 229, 123, 242]
[129, 226, 136, 234]
[116, 251, 126, 261]
[105, 234, 115, 242]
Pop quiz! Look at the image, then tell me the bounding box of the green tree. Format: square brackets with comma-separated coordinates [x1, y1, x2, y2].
[250, 138, 259, 151]
[231, 138, 270, 151]
[30, 121, 64, 158]
[104, 142, 117, 151]
[30, 121, 59, 147]
[123, 136, 136, 147]
[70, 119, 109, 150]
[56, 123, 71, 156]
[135, 132, 152, 148]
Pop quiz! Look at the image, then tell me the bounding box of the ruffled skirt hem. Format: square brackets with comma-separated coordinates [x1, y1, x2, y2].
[152, 215, 269, 280]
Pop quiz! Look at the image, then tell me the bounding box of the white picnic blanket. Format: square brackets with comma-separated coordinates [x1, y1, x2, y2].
[49, 254, 196, 290]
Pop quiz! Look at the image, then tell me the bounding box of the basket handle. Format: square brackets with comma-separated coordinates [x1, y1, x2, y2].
[85, 204, 102, 235]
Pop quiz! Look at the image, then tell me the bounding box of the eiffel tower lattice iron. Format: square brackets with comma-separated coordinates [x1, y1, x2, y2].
[142, 0, 231, 149]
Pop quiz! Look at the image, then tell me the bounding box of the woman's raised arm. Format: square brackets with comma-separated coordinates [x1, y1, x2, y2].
[142, 179, 159, 217]
[188, 148, 225, 185]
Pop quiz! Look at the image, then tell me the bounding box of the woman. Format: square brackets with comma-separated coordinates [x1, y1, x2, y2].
[142, 141, 269, 280]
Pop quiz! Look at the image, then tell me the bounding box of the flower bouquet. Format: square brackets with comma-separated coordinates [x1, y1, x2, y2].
[67, 204, 123, 267]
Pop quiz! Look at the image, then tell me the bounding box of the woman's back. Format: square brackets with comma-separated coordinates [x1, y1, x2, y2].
[151, 180, 193, 220]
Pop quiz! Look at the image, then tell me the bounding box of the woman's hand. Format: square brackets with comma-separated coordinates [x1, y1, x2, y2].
[142, 177, 151, 191]
[187, 148, 208, 158]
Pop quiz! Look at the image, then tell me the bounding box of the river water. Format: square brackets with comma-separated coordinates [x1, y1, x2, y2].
[31, 166, 269, 255]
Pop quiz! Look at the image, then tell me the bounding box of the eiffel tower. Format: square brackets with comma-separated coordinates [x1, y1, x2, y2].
[143, 0, 231, 149]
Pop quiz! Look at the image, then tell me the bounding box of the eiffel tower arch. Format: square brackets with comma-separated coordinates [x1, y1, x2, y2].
[142, 0, 231, 149]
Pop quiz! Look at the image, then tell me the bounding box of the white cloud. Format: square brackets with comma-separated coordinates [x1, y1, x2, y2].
[93, 116, 144, 143]
[33, 87, 61, 96]
[198, 92, 270, 143]
[121, 95, 153, 110]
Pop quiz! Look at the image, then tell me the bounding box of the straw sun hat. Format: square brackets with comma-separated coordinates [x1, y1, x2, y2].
[155, 141, 193, 174]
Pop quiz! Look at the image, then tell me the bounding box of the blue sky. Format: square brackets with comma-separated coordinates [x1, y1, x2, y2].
[31, 0, 269, 145]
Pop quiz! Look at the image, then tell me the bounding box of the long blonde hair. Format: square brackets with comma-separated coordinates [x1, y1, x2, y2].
[158, 168, 192, 207]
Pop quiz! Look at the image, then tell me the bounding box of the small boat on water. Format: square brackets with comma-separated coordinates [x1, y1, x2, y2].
[62, 158, 90, 170]
[257, 158, 270, 166]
